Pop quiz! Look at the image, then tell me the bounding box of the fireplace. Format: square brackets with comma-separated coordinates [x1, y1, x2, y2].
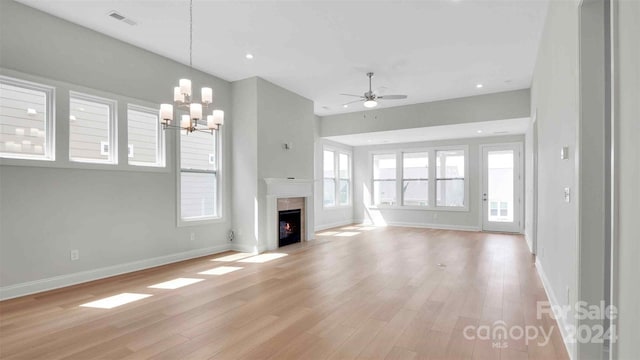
[278, 209, 301, 247]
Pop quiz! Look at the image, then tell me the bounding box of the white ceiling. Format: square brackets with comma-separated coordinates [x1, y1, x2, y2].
[324, 118, 530, 146]
[16, 0, 548, 116]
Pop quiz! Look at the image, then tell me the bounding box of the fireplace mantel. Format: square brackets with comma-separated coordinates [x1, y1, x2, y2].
[263, 178, 314, 251]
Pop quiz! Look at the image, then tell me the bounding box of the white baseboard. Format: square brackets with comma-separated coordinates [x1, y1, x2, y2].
[230, 242, 260, 254]
[353, 219, 480, 232]
[0, 244, 232, 301]
[314, 219, 355, 232]
[535, 257, 575, 360]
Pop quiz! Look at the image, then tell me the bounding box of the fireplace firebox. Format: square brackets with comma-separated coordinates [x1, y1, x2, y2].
[278, 209, 301, 247]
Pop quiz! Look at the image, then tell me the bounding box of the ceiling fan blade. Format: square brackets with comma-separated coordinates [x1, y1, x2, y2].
[339, 93, 365, 98]
[377, 95, 407, 100]
[342, 99, 364, 106]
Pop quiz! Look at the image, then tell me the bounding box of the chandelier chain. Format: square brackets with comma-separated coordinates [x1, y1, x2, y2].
[189, 0, 193, 68]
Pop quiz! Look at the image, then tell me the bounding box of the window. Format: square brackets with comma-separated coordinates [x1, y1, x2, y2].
[180, 130, 219, 220]
[436, 149, 465, 207]
[0, 76, 54, 160]
[338, 153, 350, 205]
[323, 150, 335, 207]
[402, 152, 428, 206]
[323, 149, 352, 207]
[69, 92, 116, 163]
[127, 104, 164, 167]
[373, 153, 396, 206]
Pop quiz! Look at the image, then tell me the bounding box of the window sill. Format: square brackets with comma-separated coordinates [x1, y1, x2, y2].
[178, 216, 226, 227]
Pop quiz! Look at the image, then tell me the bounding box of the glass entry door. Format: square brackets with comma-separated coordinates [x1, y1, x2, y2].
[482, 144, 522, 232]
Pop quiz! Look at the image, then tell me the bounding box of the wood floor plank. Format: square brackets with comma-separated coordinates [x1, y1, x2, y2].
[0, 226, 569, 360]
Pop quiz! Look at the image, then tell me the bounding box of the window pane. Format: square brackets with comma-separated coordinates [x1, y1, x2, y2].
[436, 179, 465, 207]
[323, 150, 335, 178]
[128, 105, 162, 166]
[487, 150, 514, 222]
[181, 172, 217, 219]
[436, 149, 465, 207]
[436, 150, 465, 178]
[339, 153, 349, 179]
[339, 179, 350, 205]
[181, 130, 216, 171]
[374, 180, 396, 205]
[0, 80, 51, 159]
[69, 94, 114, 163]
[403, 180, 428, 206]
[324, 179, 336, 206]
[403, 152, 428, 179]
[373, 153, 396, 180]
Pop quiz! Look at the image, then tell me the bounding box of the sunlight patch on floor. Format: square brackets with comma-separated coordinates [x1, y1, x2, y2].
[317, 231, 339, 236]
[239, 253, 288, 263]
[148, 278, 204, 289]
[211, 252, 255, 262]
[335, 231, 360, 237]
[80, 293, 152, 309]
[198, 266, 243, 275]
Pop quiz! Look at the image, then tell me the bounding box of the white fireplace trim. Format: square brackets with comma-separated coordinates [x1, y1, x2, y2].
[264, 178, 314, 251]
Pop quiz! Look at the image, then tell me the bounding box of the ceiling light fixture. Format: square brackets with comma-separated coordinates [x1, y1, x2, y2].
[477, 130, 483, 134]
[364, 100, 378, 108]
[159, 0, 223, 135]
[343, 104, 348, 108]
[476, 84, 484, 88]
[245, 53, 254, 60]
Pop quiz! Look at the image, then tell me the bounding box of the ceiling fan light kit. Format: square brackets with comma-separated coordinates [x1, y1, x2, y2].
[340, 72, 407, 109]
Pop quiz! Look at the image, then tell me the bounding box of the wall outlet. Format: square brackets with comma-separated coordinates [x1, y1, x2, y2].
[564, 187, 571, 203]
[70, 249, 79, 261]
[190, 232, 196, 241]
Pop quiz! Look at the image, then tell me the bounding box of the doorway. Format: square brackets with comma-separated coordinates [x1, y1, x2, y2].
[481, 143, 523, 233]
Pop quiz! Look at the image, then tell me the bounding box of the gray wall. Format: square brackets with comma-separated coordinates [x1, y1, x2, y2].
[230, 77, 315, 252]
[352, 135, 523, 230]
[320, 89, 530, 137]
[0, 1, 232, 296]
[529, 1, 579, 358]
[613, 0, 640, 358]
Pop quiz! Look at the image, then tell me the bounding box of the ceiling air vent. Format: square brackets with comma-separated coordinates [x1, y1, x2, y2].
[107, 11, 137, 26]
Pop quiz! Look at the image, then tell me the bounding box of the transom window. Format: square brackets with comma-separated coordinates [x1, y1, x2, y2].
[69, 91, 117, 164]
[127, 104, 164, 167]
[0, 76, 54, 160]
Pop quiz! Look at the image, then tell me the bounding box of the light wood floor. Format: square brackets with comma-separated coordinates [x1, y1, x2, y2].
[0, 226, 569, 359]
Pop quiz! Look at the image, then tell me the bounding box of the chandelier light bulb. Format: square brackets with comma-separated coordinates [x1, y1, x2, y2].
[179, 79, 192, 97]
[181, 114, 191, 129]
[201, 87, 213, 104]
[190, 103, 202, 120]
[173, 87, 183, 103]
[160, 104, 173, 124]
[212, 109, 224, 126]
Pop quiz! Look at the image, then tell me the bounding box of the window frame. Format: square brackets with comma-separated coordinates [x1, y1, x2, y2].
[68, 90, 118, 164]
[176, 127, 223, 226]
[126, 104, 165, 168]
[369, 145, 469, 212]
[0, 75, 55, 161]
[402, 151, 430, 207]
[323, 146, 352, 209]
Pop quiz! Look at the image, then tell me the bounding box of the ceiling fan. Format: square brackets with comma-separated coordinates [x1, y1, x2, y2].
[340, 72, 408, 108]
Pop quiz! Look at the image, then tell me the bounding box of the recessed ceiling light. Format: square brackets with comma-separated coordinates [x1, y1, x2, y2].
[26, 108, 37, 115]
[343, 104, 348, 108]
[245, 53, 254, 60]
[477, 130, 483, 134]
[476, 84, 483, 88]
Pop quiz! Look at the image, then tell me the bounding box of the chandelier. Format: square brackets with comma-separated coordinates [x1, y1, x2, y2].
[159, 0, 223, 134]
